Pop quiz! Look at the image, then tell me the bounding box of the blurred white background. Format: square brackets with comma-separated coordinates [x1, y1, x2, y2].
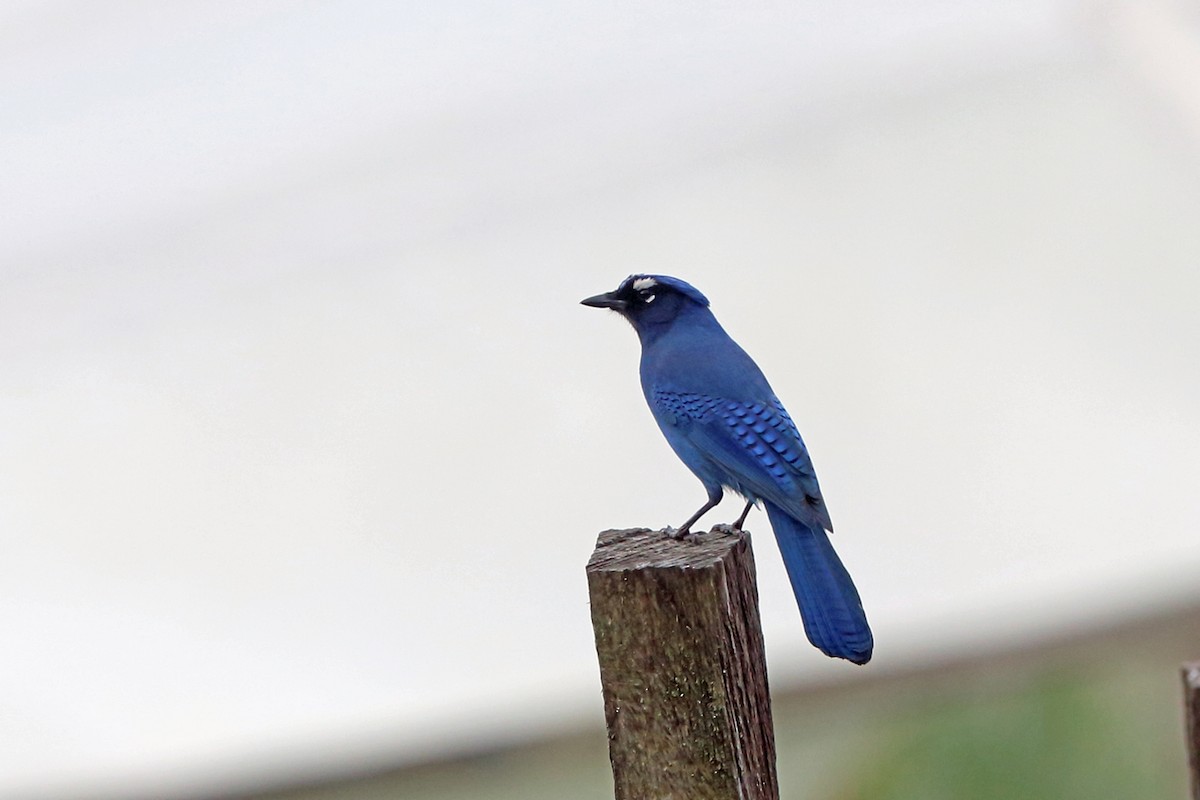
[3, 1, 1200, 797]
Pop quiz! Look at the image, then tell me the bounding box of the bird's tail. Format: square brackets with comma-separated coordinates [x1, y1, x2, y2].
[764, 500, 873, 664]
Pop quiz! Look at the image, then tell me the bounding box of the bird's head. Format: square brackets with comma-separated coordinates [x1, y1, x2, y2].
[581, 275, 710, 335]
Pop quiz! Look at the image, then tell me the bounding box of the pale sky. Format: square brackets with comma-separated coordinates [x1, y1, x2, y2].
[3, 2, 1200, 798]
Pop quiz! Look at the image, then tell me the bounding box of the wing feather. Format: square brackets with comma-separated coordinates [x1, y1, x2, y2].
[651, 390, 832, 531]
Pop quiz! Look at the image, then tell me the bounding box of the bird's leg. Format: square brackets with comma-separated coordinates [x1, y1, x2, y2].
[672, 487, 723, 539]
[732, 500, 754, 530]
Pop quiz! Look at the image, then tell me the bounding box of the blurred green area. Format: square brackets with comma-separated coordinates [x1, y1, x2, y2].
[789, 662, 1184, 800]
[242, 608, 1198, 800]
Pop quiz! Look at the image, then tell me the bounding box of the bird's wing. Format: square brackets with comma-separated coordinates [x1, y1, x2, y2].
[652, 390, 832, 531]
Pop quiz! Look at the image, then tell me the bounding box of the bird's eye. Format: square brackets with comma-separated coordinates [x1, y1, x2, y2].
[641, 292, 656, 304]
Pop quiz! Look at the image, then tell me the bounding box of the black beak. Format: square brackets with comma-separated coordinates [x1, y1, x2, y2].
[581, 291, 627, 311]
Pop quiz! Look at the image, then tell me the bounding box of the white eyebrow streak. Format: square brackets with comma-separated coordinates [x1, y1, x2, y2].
[632, 277, 658, 291]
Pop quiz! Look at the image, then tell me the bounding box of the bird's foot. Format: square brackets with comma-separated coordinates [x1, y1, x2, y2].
[709, 523, 740, 536]
[662, 526, 695, 541]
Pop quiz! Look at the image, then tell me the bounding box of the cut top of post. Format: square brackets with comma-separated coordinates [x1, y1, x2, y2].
[587, 527, 749, 572]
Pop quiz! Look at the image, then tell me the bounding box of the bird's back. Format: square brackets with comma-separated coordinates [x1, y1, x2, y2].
[637, 305, 830, 531]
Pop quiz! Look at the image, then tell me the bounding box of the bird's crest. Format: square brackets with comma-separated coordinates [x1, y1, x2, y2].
[620, 274, 710, 307]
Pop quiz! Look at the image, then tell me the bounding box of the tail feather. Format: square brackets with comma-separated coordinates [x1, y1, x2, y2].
[764, 501, 873, 664]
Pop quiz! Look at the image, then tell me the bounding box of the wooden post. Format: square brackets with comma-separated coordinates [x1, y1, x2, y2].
[1184, 661, 1200, 800]
[587, 527, 778, 800]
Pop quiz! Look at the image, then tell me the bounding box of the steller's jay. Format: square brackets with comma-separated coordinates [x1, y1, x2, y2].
[582, 274, 872, 664]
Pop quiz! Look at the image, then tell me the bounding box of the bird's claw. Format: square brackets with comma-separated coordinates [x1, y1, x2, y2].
[662, 526, 694, 541]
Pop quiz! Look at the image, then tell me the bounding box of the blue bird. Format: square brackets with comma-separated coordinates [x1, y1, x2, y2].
[582, 274, 872, 664]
